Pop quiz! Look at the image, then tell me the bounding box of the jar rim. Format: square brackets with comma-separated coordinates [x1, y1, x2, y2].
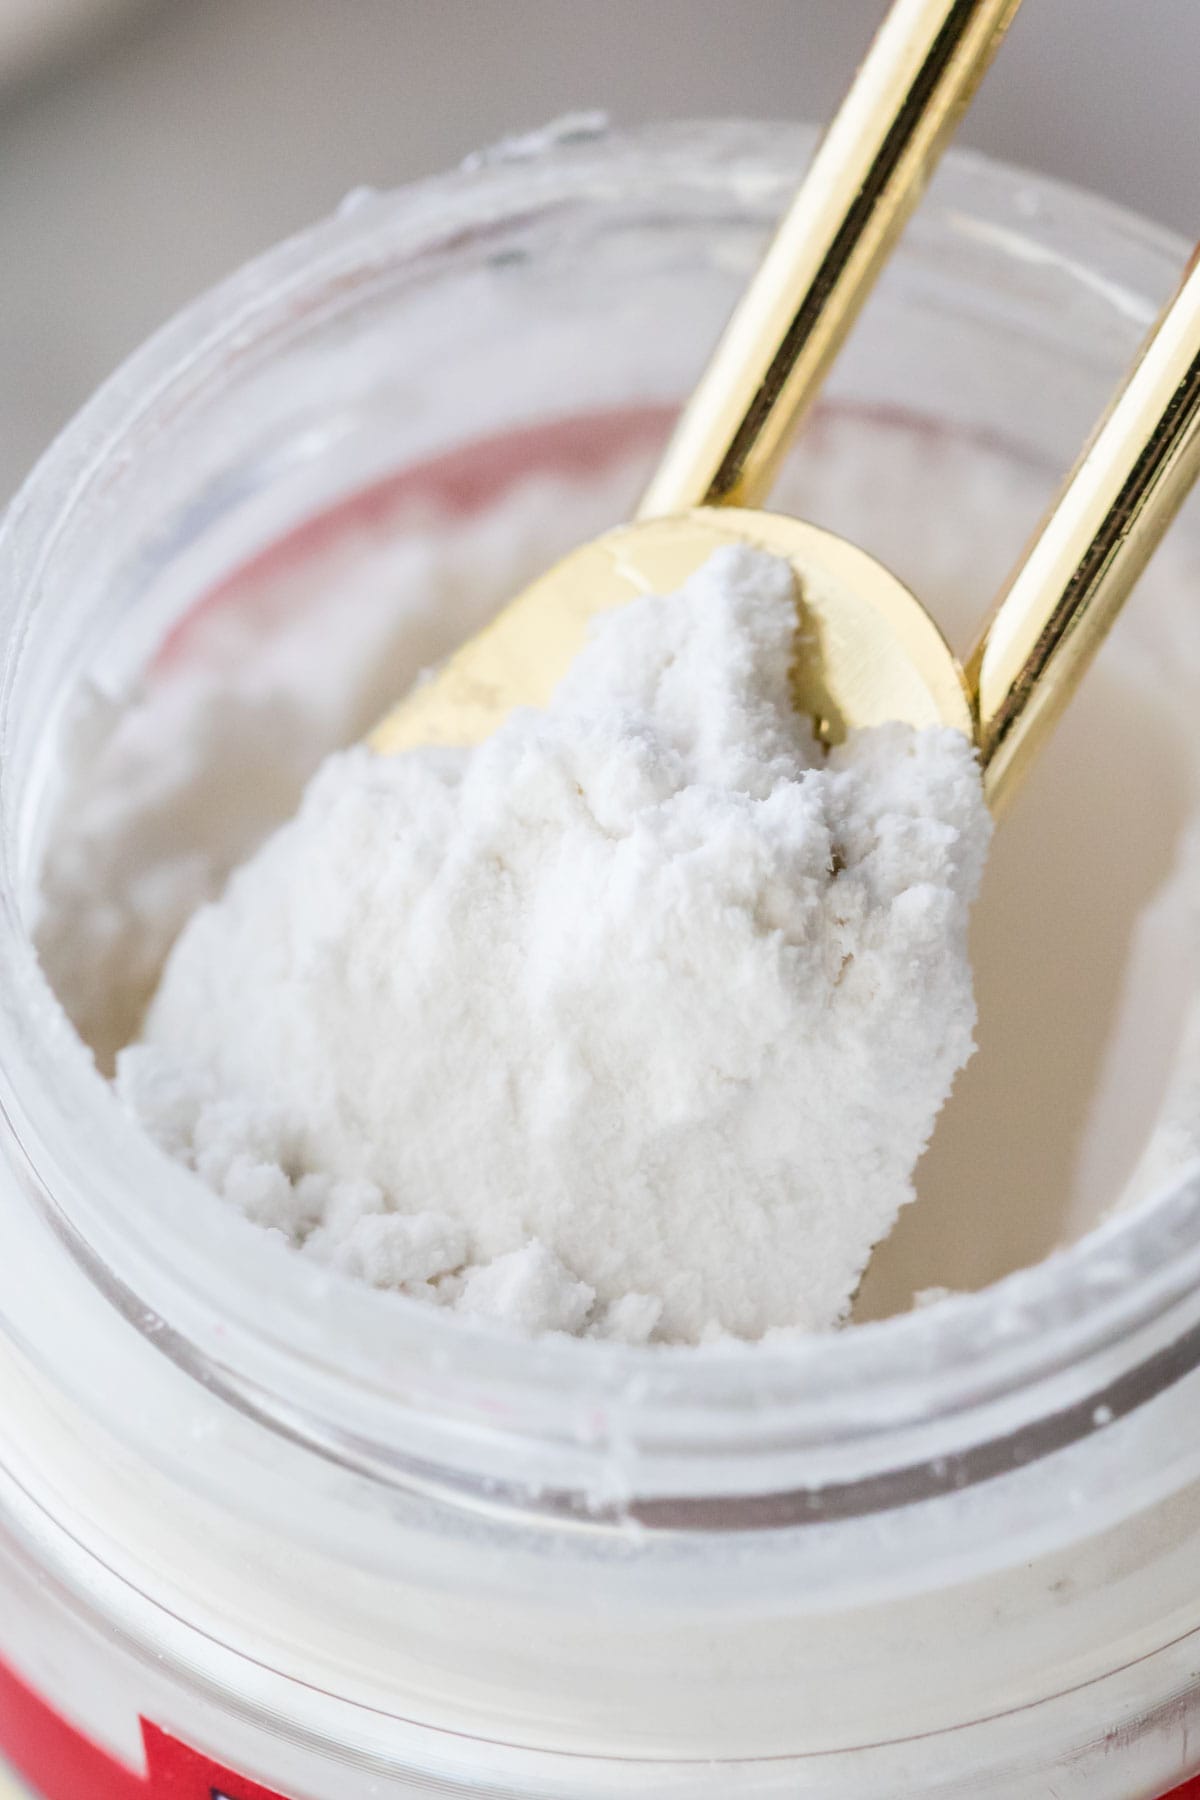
[2, 117, 1198, 1524]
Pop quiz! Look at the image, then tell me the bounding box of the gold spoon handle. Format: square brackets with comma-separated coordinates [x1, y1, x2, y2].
[969, 247, 1200, 810]
[637, 0, 1022, 520]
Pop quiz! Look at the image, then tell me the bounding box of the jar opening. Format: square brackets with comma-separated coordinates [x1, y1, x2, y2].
[3, 123, 1200, 1525]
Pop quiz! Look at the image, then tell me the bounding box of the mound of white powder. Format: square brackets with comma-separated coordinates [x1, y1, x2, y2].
[116, 544, 990, 1344]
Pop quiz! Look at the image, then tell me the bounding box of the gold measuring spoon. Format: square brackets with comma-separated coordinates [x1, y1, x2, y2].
[371, 0, 1200, 821]
[371, 0, 1018, 766]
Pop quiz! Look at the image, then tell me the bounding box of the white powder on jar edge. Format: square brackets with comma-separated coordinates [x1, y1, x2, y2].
[115, 545, 990, 1346]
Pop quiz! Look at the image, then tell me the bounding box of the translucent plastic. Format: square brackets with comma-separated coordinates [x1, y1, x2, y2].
[2, 120, 1200, 1798]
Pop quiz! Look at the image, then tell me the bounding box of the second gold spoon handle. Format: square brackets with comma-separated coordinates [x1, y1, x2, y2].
[969, 247, 1200, 811]
[637, 0, 1022, 520]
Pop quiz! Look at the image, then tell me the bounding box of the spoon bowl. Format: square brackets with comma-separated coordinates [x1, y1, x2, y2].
[370, 509, 974, 757]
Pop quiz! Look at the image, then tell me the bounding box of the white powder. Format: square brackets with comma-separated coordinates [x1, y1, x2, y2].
[39, 413, 1200, 1343]
[116, 545, 989, 1345]
[36, 464, 645, 1072]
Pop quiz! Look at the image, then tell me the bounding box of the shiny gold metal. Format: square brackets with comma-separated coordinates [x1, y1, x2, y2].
[371, 511, 974, 756]
[372, 0, 1013, 762]
[371, 0, 1200, 818]
[968, 247, 1200, 810]
[638, 0, 1022, 517]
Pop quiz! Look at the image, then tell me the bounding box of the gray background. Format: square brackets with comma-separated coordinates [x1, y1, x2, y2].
[1, 0, 1197, 499]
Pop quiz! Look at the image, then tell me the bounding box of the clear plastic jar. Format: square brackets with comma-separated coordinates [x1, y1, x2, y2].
[3, 119, 1200, 1799]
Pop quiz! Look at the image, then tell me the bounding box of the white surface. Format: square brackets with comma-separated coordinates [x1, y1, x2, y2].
[1, 0, 1199, 504]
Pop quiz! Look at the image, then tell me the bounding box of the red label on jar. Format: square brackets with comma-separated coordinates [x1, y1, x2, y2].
[5, 1650, 1200, 1799]
[0, 1655, 293, 1798]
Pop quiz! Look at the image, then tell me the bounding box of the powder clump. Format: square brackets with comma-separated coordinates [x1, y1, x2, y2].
[118, 545, 990, 1344]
